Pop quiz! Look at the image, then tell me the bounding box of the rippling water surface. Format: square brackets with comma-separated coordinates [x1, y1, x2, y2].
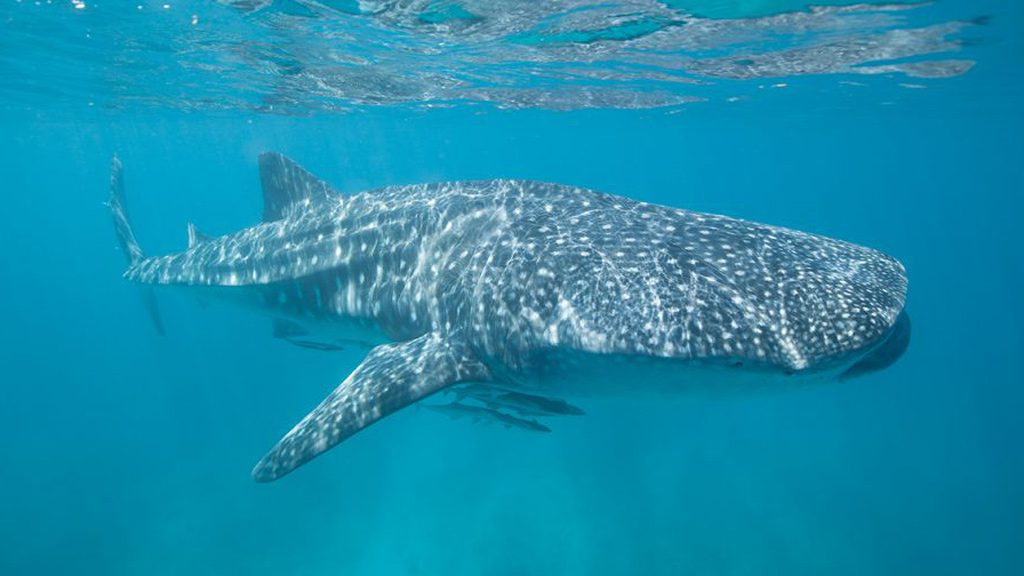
[1, 1, 996, 112]
[1, 1, 1022, 575]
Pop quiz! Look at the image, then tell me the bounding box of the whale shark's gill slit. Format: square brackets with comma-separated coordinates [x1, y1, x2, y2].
[312, 284, 323, 310]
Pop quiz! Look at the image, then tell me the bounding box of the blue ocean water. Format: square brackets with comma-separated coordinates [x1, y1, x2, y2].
[1, 1, 1022, 574]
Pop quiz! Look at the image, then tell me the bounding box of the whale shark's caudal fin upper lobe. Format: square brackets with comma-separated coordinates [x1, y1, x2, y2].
[109, 155, 165, 335]
[251, 332, 491, 482]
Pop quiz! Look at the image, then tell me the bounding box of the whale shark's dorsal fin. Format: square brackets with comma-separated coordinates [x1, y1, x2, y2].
[186, 222, 211, 249]
[258, 152, 335, 222]
[251, 332, 491, 482]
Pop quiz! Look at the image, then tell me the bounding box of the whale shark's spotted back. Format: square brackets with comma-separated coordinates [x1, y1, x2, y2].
[113, 154, 908, 481]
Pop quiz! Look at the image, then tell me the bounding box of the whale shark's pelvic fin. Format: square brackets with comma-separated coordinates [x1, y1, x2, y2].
[251, 332, 490, 482]
[271, 319, 349, 352]
[186, 222, 211, 249]
[271, 318, 308, 339]
[258, 152, 335, 222]
[109, 155, 165, 335]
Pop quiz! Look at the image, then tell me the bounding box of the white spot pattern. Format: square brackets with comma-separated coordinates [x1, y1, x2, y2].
[126, 178, 907, 372]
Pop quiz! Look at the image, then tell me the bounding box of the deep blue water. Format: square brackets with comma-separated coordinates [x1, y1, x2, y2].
[2, 1, 1023, 575]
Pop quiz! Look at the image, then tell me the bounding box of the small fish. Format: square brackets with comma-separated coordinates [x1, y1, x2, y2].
[496, 390, 585, 416]
[426, 402, 551, 433]
[454, 385, 584, 416]
[284, 339, 347, 352]
[488, 410, 552, 433]
[425, 401, 492, 422]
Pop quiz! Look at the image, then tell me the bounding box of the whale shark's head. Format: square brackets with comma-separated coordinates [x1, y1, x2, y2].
[501, 199, 913, 382]
[762, 245, 910, 379]
[649, 222, 912, 379]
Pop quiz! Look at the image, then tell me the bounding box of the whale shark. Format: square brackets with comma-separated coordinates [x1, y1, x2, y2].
[110, 153, 910, 482]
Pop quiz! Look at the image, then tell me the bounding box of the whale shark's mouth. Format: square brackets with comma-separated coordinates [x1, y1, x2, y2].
[839, 310, 912, 381]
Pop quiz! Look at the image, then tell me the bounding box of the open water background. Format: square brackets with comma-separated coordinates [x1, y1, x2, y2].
[1, 1, 1021, 574]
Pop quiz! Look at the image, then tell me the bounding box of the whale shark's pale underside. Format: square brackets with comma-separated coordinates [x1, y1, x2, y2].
[110, 153, 910, 482]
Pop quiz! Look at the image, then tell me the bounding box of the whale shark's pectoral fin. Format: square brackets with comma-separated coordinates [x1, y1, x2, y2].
[251, 332, 490, 482]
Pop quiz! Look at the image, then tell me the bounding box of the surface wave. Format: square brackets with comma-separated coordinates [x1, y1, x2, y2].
[0, 1, 981, 113]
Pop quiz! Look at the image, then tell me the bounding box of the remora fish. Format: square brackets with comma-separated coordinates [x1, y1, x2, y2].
[110, 153, 910, 482]
[426, 402, 552, 433]
[454, 385, 585, 416]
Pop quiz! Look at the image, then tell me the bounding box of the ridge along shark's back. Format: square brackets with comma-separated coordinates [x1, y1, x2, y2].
[110, 153, 909, 482]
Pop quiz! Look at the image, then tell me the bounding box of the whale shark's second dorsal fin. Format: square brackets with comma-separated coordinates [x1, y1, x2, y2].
[258, 152, 335, 222]
[186, 222, 211, 249]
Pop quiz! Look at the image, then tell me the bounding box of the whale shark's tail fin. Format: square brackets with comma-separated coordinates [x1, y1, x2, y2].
[109, 155, 165, 335]
[109, 155, 144, 267]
